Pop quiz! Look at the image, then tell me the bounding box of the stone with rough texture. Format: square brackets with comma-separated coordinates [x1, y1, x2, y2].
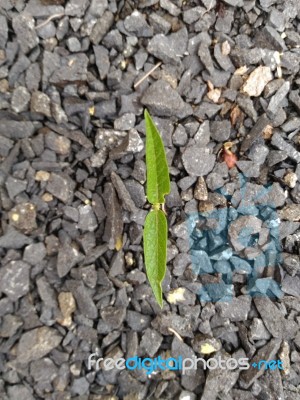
[255, 26, 287, 51]
[279, 204, 300, 221]
[127, 310, 152, 332]
[140, 328, 163, 357]
[65, 0, 89, 16]
[254, 297, 284, 338]
[210, 120, 231, 142]
[201, 350, 242, 399]
[45, 130, 71, 155]
[236, 161, 260, 178]
[0, 314, 23, 337]
[8, 203, 37, 233]
[77, 205, 98, 232]
[152, 312, 194, 338]
[90, 11, 114, 45]
[160, 0, 181, 16]
[0, 227, 33, 249]
[31, 91, 51, 117]
[271, 132, 300, 163]
[16, 327, 62, 363]
[102, 182, 123, 250]
[57, 243, 85, 278]
[111, 172, 137, 213]
[5, 176, 27, 199]
[49, 54, 89, 84]
[147, 34, 181, 65]
[12, 13, 39, 54]
[240, 114, 270, 154]
[66, 280, 98, 319]
[267, 81, 290, 116]
[0, 261, 31, 302]
[24, 243, 46, 265]
[46, 173, 76, 204]
[141, 80, 193, 118]
[229, 215, 262, 252]
[124, 10, 153, 37]
[109, 129, 144, 159]
[7, 385, 35, 400]
[11, 86, 31, 113]
[0, 121, 36, 140]
[281, 275, 300, 297]
[182, 146, 216, 177]
[0, 16, 8, 49]
[242, 66, 273, 97]
[216, 296, 252, 321]
[100, 306, 126, 330]
[240, 339, 281, 388]
[94, 45, 109, 80]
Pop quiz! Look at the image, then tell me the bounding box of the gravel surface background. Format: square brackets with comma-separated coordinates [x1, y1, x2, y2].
[0, 0, 300, 399]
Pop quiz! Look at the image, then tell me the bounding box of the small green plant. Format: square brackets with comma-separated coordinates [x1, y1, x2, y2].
[143, 109, 170, 307]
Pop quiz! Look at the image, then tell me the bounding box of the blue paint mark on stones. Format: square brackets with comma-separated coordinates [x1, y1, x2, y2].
[186, 173, 283, 302]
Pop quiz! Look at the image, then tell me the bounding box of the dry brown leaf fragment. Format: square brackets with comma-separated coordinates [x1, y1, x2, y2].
[221, 40, 231, 55]
[283, 172, 297, 188]
[230, 105, 242, 126]
[57, 292, 76, 327]
[207, 80, 214, 91]
[234, 65, 249, 76]
[115, 236, 123, 251]
[262, 124, 273, 140]
[207, 80, 222, 103]
[220, 101, 232, 116]
[242, 66, 273, 97]
[207, 88, 222, 103]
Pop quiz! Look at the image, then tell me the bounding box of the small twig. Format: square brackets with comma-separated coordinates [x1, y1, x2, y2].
[168, 327, 183, 342]
[134, 61, 162, 89]
[35, 13, 65, 30]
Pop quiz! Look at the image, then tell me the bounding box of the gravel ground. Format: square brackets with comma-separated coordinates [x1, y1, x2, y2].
[0, 0, 300, 399]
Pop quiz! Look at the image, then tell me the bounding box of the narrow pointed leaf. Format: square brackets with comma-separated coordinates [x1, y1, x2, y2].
[143, 209, 168, 307]
[144, 109, 170, 204]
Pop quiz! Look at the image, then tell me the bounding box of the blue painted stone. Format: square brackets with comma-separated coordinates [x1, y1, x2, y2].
[253, 253, 266, 268]
[263, 218, 280, 229]
[228, 207, 238, 221]
[265, 250, 279, 266]
[237, 203, 259, 216]
[210, 246, 233, 261]
[205, 280, 233, 301]
[230, 256, 252, 273]
[208, 231, 225, 251]
[190, 250, 214, 273]
[213, 260, 232, 273]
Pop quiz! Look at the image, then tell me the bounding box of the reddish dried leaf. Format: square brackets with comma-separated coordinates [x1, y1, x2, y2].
[223, 151, 238, 169]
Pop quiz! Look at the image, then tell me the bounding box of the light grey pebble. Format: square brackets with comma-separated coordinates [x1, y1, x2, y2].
[141, 80, 193, 118]
[12, 13, 39, 54]
[210, 120, 231, 142]
[66, 37, 81, 52]
[16, 327, 62, 363]
[0, 261, 31, 302]
[182, 146, 216, 176]
[124, 10, 153, 37]
[11, 86, 30, 113]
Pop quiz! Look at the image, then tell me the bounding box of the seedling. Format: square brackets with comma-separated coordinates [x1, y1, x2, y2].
[143, 109, 170, 307]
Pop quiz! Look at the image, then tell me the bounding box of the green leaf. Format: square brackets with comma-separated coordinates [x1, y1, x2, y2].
[144, 109, 170, 205]
[143, 209, 168, 307]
